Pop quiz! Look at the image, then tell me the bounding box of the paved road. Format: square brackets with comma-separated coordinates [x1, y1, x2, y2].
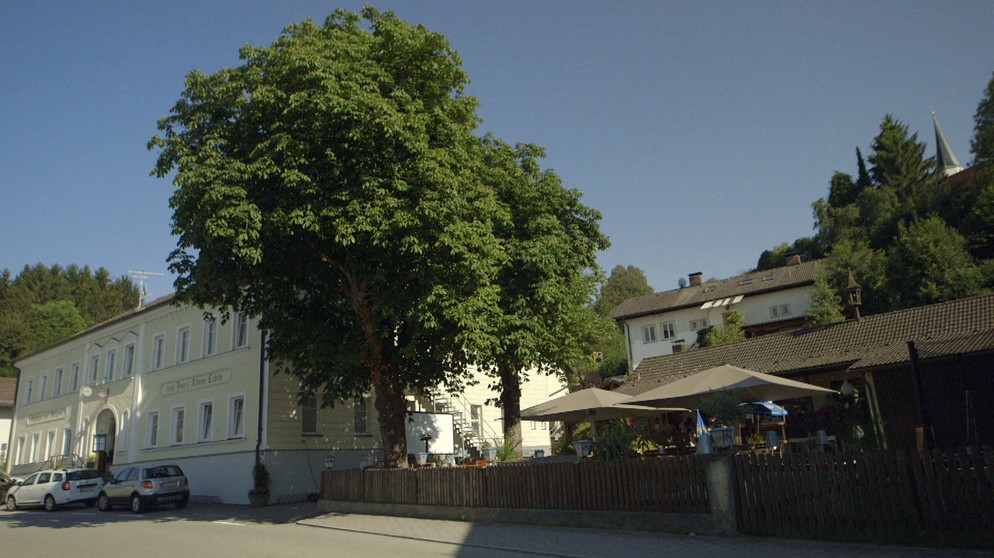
[1, 502, 990, 557]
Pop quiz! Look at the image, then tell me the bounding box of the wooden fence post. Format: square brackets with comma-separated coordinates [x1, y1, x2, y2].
[706, 454, 739, 535]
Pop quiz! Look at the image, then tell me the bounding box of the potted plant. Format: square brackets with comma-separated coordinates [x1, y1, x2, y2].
[248, 461, 270, 507]
[698, 392, 747, 449]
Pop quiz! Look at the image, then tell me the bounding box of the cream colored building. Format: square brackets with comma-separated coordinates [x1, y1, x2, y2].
[8, 294, 562, 503]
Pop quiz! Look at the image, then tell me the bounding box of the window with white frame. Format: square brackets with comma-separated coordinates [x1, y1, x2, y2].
[642, 324, 657, 344]
[146, 411, 159, 447]
[69, 362, 80, 392]
[301, 396, 319, 435]
[123, 344, 135, 377]
[354, 398, 369, 435]
[45, 430, 55, 460]
[470, 404, 483, 438]
[15, 437, 25, 466]
[228, 395, 245, 439]
[63, 428, 72, 455]
[176, 326, 191, 364]
[203, 319, 218, 357]
[31, 433, 40, 462]
[171, 406, 185, 445]
[39, 374, 48, 401]
[89, 354, 99, 383]
[770, 304, 792, 319]
[24, 378, 33, 404]
[152, 334, 166, 370]
[234, 312, 249, 349]
[198, 401, 214, 442]
[661, 321, 676, 339]
[54, 367, 63, 397]
[105, 349, 116, 382]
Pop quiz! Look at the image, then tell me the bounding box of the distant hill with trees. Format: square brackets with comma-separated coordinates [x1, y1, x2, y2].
[757, 70, 994, 316]
[0, 264, 140, 377]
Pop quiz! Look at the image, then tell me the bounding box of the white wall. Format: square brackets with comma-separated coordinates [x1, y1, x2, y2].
[625, 286, 815, 371]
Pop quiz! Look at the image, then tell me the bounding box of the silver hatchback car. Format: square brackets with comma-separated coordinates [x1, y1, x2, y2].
[96, 464, 190, 513]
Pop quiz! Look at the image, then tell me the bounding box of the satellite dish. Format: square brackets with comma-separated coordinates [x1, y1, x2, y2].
[81, 386, 93, 397]
[678, 277, 688, 289]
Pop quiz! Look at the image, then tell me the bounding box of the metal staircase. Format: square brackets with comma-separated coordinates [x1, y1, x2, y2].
[424, 389, 500, 457]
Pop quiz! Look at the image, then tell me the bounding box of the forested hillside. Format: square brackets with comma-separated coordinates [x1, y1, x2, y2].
[757, 71, 994, 315]
[0, 264, 140, 377]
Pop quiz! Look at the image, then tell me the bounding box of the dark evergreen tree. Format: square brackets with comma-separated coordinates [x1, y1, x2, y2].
[971, 71, 994, 165]
[0, 264, 140, 376]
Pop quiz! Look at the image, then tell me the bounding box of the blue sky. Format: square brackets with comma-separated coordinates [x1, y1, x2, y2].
[2, 1, 991, 301]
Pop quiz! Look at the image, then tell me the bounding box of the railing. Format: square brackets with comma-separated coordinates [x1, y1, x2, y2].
[427, 390, 501, 453]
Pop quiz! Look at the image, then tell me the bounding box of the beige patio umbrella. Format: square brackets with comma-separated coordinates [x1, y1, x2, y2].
[626, 364, 837, 409]
[521, 387, 685, 423]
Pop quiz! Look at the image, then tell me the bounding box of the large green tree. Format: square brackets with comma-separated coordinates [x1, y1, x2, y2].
[149, 8, 602, 467]
[594, 265, 653, 316]
[804, 271, 846, 326]
[886, 217, 985, 308]
[474, 137, 607, 457]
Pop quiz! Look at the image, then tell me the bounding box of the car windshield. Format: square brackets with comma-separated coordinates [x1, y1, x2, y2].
[143, 466, 183, 479]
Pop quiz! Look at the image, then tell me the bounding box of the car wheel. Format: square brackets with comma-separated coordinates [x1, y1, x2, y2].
[97, 493, 112, 512]
[130, 494, 146, 514]
[5, 495, 17, 511]
[174, 497, 188, 510]
[43, 494, 58, 512]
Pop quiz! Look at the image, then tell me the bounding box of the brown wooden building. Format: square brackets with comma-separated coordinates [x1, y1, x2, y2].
[618, 294, 994, 451]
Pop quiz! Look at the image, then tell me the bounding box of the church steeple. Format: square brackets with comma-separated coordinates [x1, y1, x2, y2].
[933, 111, 964, 176]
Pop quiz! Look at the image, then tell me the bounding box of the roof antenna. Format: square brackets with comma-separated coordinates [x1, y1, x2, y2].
[129, 270, 166, 309]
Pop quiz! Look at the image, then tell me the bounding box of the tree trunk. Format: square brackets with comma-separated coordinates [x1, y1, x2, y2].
[371, 364, 408, 468]
[498, 365, 523, 459]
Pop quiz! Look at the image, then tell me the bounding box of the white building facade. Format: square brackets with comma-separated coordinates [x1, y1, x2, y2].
[8, 295, 562, 502]
[611, 258, 824, 372]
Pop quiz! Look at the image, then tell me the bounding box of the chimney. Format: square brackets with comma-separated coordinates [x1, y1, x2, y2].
[688, 272, 703, 286]
[785, 253, 801, 266]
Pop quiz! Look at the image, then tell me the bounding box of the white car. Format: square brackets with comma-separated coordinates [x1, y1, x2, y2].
[5, 468, 102, 511]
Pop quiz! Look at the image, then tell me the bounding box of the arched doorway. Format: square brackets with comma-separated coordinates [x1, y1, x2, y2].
[93, 409, 117, 471]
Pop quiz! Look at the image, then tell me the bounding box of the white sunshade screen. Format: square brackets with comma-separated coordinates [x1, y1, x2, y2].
[700, 295, 745, 310]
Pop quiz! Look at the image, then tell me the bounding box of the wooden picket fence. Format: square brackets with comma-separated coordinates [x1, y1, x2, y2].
[322, 456, 709, 513]
[322, 445, 993, 549]
[734, 445, 994, 548]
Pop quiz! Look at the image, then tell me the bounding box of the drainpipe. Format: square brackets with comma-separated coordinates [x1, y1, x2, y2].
[624, 322, 634, 375]
[255, 330, 268, 467]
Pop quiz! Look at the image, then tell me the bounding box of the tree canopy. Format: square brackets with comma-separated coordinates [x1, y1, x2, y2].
[971, 71, 994, 165]
[594, 265, 653, 316]
[0, 264, 140, 376]
[473, 137, 608, 456]
[149, 7, 606, 466]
